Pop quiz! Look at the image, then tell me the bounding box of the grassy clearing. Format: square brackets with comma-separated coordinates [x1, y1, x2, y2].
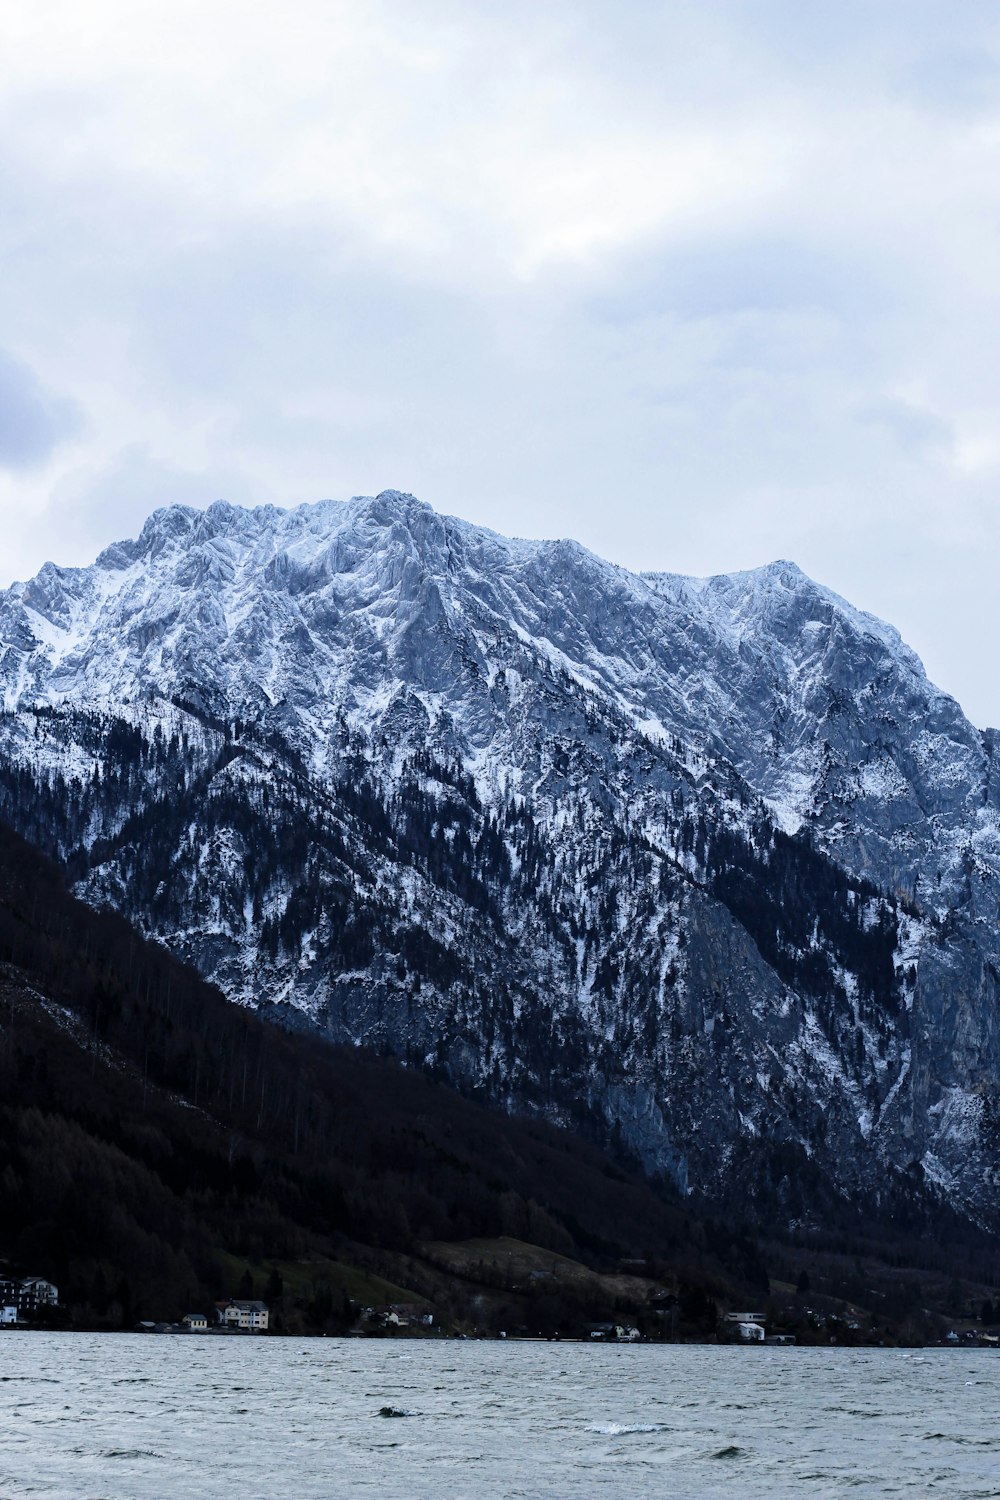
[218, 1250, 424, 1308]
[418, 1235, 658, 1302]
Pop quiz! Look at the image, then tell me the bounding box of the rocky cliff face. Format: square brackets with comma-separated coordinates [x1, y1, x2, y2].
[1, 491, 998, 1228]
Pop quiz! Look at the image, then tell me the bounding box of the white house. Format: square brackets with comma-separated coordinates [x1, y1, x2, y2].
[183, 1313, 208, 1331]
[215, 1299, 269, 1331]
[1, 1306, 17, 1325]
[19, 1278, 59, 1311]
[735, 1320, 766, 1341]
[724, 1311, 766, 1341]
[1, 1278, 59, 1313]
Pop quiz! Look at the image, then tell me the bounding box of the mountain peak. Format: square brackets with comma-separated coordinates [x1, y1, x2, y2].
[0, 492, 970, 755]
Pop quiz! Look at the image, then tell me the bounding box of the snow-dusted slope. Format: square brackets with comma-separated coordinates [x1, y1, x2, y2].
[4, 493, 990, 872]
[1, 491, 998, 1227]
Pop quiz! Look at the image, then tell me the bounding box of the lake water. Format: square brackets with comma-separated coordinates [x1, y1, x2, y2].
[0, 1333, 997, 1499]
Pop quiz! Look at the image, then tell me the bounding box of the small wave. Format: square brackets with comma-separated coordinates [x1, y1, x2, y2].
[101, 1448, 162, 1460]
[378, 1406, 415, 1418]
[922, 1432, 997, 1448]
[710, 1445, 744, 1460]
[587, 1422, 668, 1436]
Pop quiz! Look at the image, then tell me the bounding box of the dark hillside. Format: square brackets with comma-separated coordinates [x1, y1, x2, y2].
[0, 819, 760, 1332]
[2, 818, 996, 1341]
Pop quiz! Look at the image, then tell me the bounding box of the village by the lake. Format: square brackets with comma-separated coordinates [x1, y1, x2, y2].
[3, 1263, 999, 1349]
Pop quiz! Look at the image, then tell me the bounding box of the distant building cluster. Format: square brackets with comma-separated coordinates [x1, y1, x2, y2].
[135, 1299, 270, 1335]
[587, 1322, 642, 1342]
[361, 1303, 434, 1332]
[0, 1277, 59, 1323]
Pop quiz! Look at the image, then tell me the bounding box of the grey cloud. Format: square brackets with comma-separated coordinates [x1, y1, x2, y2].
[586, 236, 895, 325]
[901, 47, 1000, 115]
[0, 349, 82, 469]
[121, 232, 479, 399]
[705, 1, 998, 86]
[855, 397, 953, 457]
[550, 0, 1000, 111]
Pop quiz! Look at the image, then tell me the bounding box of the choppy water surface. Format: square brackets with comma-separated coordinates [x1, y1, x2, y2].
[0, 1334, 997, 1499]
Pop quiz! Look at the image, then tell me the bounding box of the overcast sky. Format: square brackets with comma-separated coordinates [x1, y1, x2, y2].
[1, 2, 999, 722]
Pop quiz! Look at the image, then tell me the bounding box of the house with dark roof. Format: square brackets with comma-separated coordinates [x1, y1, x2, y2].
[215, 1299, 269, 1331]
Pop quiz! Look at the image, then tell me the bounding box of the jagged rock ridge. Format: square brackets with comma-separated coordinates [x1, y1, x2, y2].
[1, 491, 998, 1228]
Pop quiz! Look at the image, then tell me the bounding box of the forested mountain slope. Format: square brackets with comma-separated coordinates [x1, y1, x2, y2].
[2, 818, 770, 1331]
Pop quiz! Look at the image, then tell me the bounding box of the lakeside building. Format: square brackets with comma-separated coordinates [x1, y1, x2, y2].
[214, 1299, 269, 1331]
[386, 1304, 434, 1329]
[0, 1277, 60, 1318]
[724, 1311, 766, 1342]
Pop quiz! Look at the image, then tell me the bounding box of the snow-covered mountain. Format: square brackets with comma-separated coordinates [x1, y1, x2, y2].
[2, 491, 998, 1228]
